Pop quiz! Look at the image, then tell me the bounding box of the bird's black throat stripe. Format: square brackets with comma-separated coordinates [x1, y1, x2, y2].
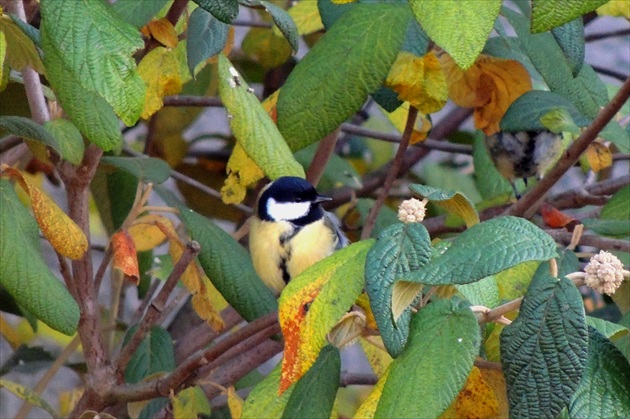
[278, 226, 301, 284]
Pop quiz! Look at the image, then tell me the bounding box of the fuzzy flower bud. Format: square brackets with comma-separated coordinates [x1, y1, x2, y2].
[398, 198, 427, 224]
[584, 250, 625, 296]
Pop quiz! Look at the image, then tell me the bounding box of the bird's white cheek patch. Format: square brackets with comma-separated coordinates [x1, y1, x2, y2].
[267, 198, 311, 221]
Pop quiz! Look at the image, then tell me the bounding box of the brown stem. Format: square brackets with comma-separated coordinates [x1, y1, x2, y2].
[116, 241, 201, 374]
[93, 247, 113, 295]
[585, 28, 630, 42]
[545, 230, 630, 253]
[163, 95, 224, 107]
[361, 106, 418, 239]
[104, 311, 279, 404]
[507, 77, 630, 218]
[339, 372, 378, 387]
[478, 298, 523, 324]
[306, 128, 340, 187]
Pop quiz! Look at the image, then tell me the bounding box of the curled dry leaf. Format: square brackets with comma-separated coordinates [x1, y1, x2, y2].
[111, 230, 140, 284]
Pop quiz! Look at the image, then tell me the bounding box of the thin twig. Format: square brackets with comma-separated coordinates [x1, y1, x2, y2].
[231, 20, 273, 29]
[507, 77, 630, 218]
[116, 241, 201, 373]
[585, 28, 630, 42]
[339, 372, 378, 387]
[477, 298, 523, 324]
[361, 106, 418, 239]
[94, 247, 113, 295]
[163, 96, 224, 107]
[15, 335, 81, 418]
[545, 230, 630, 253]
[592, 65, 629, 82]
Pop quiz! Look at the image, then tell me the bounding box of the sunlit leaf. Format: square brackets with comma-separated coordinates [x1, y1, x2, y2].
[287, 0, 324, 35]
[585, 142, 613, 173]
[279, 240, 373, 392]
[439, 366, 499, 419]
[409, 0, 501, 69]
[0, 16, 44, 74]
[242, 365, 294, 419]
[531, 0, 609, 33]
[146, 18, 178, 48]
[0, 378, 58, 417]
[409, 183, 479, 227]
[171, 386, 211, 418]
[128, 214, 169, 252]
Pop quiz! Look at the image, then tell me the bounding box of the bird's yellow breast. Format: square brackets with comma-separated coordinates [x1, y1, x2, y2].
[249, 217, 338, 295]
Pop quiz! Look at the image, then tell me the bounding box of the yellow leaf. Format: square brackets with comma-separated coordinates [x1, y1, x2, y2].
[1, 166, 87, 260]
[59, 388, 83, 418]
[227, 386, 244, 419]
[171, 386, 211, 418]
[128, 214, 170, 251]
[191, 291, 225, 332]
[0, 16, 45, 74]
[154, 133, 189, 168]
[355, 292, 377, 330]
[332, 0, 358, 3]
[286, 0, 324, 36]
[242, 27, 292, 69]
[597, 0, 630, 18]
[479, 367, 510, 418]
[147, 18, 178, 48]
[111, 230, 140, 284]
[391, 280, 422, 321]
[359, 336, 392, 377]
[0, 379, 59, 417]
[383, 102, 432, 144]
[353, 367, 390, 419]
[0, 30, 8, 90]
[327, 311, 366, 349]
[448, 366, 499, 419]
[440, 53, 532, 135]
[138, 46, 183, 119]
[221, 143, 265, 204]
[585, 141, 613, 172]
[385, 51, 448, 114]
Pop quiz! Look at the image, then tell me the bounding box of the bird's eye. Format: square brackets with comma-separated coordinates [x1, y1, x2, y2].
[295, 197, 302, 202]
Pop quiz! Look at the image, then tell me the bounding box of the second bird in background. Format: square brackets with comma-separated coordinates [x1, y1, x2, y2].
[485, 130, 563, 198]
[249, 176, 348, 295]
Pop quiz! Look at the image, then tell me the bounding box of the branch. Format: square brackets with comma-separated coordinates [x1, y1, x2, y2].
[549, 174, 630, 210]
[104, 311, 279, 403]
[592, 65, 629, 82]
[116, 241, 201, 373]
[306, 128, 340, 187]
[545, 230, 630, 253]
[585, 28, 630, 42]
[163, 95, 224, 107]
[339, 372, 378, 387]
[507, 76, 630, 218]
[361, 106, 417, 239]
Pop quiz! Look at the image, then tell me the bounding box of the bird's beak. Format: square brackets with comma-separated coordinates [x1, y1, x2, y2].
[314, 195, 333, 203]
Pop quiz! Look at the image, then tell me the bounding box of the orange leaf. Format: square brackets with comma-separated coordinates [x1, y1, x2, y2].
[1, 166, 87, 260]
[111, 230, 140, 284]
[147, 18, 178, 48]
[585, 141, 613, 173]
[278, 277, 326, 394]
[479, 367, 510, 418]
[385, 51, 448, 114]
[383, 102, 432, 145]
[440, 53, 532, 135]
[541, 203, 577, 229]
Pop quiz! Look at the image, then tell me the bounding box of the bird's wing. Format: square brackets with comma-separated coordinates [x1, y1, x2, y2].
[324, 211, 349, 249]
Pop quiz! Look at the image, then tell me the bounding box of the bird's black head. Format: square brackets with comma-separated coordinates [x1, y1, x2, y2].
[257, 176, 331, 225]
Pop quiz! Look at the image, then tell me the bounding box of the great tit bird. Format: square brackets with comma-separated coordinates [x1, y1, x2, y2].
[485, 130, 562, 198]
[249, 176, 348, 294]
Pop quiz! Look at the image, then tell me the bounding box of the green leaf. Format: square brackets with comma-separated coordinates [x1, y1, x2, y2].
[409, 183, 480, 227]
[40, 0, 145, 126]
[282, 345, 340, 419]
[0, 115, 60, 154]
[293, 142, 362, 192]
[317, 0, 354, 30]
[8, 15, 41, 48]
[0, 180, 79, 335]
[531, 0, 609, 33]
[500, 90, 591, 132]
[569, 327, 630, 418]
[0, 345, 54, 376]
[456, 275, 500, 308]
[100, 156, 170, 184]
[187, 7, 229, 76]
[601, 185, 630, 221]
[172, 386, 212, 418]
[551, 19, 585, 77]
[472, 132, 513, 200]
[218, 54, 304, 179]
[258, 1, 299, 52]
[0, 378, 58, 418]
[365, 223, 432, 357]
[159, 188, 277, 321]
[375, 298, 481, 418]
[582, 218, 630, 238]
[193, 0, 239, 24]
[91, 169, 138, 234]
[409, 0, 501, 69]
[124, 325, 175, 384]
[402, 216, 558, 285]
[43, 119, 84, 165]
[586, 316, 629, 341]
[420, 162, 482, 206]
[242, 365, 294, 419]
[496, 260, 540, 301]
[500, 273, 588, 418]
[277, 3, 409, 151]
[110, 0, 170, 28]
